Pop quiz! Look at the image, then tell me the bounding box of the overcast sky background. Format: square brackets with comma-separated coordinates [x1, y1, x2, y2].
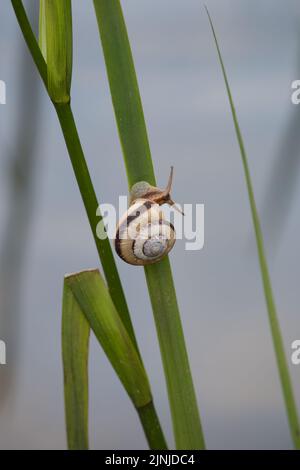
[0, 0, 300, 449]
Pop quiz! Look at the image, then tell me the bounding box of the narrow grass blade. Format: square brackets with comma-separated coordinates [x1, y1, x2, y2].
[65, 269, 167, 449]
[94, 0, 205, 449]
[93, 0, 154, 186]
[62, 280, 90, 450]
[206, 6, 300, 449]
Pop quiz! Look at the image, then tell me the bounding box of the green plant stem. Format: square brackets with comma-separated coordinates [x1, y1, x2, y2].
[54, 102, 136, 344]
[206, 7, 300, 449]
[12, 0, 47, 86]
[11, 0, 136, 348]
[137, 402, 168, 450]
[94, 0, 205, 449]
[12, 0, 167, 450]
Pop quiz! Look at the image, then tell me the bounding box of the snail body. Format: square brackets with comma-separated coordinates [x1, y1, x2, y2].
[115, 167, 183, 266]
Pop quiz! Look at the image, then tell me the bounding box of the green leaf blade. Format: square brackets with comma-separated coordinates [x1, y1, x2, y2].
[64, 269, 168, 449]
[65, 269, 152, 409]
[93, 0, 155, 186]
[93, 0, 205, 449]
[145, 258, 205, 449]
[205, 6, 300, 449]
[62, 280, 90, 450]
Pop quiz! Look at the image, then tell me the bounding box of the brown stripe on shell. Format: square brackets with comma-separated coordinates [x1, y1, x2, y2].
[125, 200, 153, 228]
[115, 199, 154, 264]
[114, 230, 126, 261]
[159, 218, 175, 232]
[118, 201, 153, 231]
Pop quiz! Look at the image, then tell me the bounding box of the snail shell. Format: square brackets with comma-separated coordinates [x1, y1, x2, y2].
[114, 167, 182, 266]
[115, 199, 175, 266]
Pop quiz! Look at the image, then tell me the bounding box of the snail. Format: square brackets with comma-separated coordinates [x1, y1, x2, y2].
[115, 167, 183, 266]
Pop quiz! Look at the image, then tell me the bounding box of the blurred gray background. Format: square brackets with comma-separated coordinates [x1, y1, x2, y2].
[0, 0, 299, 449]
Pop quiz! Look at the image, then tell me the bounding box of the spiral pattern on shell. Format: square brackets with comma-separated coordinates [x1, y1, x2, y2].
[115, 199, 176, 266]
